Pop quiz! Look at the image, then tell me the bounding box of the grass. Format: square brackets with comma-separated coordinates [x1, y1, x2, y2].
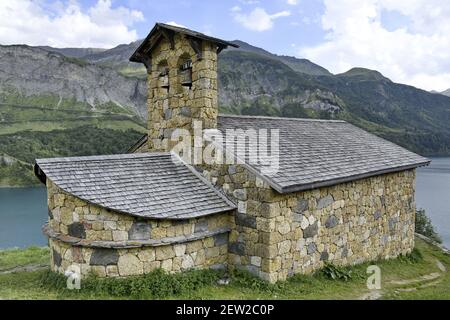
[0, 246, 50, 271]
[118, 66, 147, 79]
[0, 237, 448, 300]
[0, 117, 146, 135]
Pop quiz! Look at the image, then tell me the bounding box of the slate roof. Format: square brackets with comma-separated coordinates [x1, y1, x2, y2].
[130, 23, 238, 64]
[217, 115, 430, 193]
[34, 153, 236, 220]
[127, 115, 429, 193]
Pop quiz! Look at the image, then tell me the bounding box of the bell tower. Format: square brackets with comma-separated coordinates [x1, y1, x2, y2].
[130, 23, 238, 152]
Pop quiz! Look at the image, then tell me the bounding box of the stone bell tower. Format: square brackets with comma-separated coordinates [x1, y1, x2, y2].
[130, 23, 238, 152]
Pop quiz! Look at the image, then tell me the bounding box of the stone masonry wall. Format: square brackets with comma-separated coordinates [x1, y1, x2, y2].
[148, 33, 218, 153]
[46, 179, 230, 277]
[199, 164, 416, 283]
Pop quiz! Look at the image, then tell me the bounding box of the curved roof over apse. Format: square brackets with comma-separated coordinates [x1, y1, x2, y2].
[35, 153, 236, 220]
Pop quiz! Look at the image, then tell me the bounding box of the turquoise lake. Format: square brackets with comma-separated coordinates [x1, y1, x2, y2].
[0, 157, 449, 249]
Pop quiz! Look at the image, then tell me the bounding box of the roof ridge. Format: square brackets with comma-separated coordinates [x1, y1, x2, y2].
[170, 152, 237, 209]
[218, 114, 346, 123]
[35, 152, 170, 164]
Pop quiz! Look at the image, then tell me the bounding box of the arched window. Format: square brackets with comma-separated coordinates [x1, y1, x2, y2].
[157, 60, 169, 90]
[178, 53, 192, 89]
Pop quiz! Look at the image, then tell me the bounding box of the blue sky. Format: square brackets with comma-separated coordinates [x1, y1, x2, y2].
[0, 0, 450, 91]
[71, 0, 328, 56]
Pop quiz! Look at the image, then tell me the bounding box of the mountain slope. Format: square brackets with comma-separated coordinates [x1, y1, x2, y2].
[37, 46, 106, 59]
[229, 40, 332, 76]
[0, 45, 147, 118]
[0, 44, 147, 186]
[315, 69, 450, 155]
[441, 89, 450, 97]
[83, 40, 146, 78]
[79, 39, 332, 78]
[218, 50, 343, 116]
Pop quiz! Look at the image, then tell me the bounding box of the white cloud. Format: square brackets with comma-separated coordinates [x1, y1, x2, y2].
[232, 7, 291, 32]
[0, 0, 144, 48]
[287, 0, 299, 5]
[239, 0, 260, 4]
[299, 0, 450, 91]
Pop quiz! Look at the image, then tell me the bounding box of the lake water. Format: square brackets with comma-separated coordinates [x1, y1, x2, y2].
[416, 157, 450, 247]
[0, 158, 449, 249]
[0, 187, 48, 248]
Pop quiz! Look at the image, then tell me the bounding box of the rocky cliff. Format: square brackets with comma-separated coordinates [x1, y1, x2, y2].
[0, 45, 147, 119]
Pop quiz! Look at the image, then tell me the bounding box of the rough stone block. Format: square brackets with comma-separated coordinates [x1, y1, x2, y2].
[303, 222, 318, 238]
[68, 222, 86, 239]
[138, 249, 156, 262]
[181, 255, 195, 269]
[250, 256, 262, 267]
[317, 195, 334, 209]
[161, 259, 173, 271]
[320, 251, 329, 261]
[259, 202, 281, 218]
[90, 249, 119, 266]
[307, 242, 317, 255]
[156, 246, 175, 260]
[128, 222, 151, 240]
[52, 249, 62, 267]
[294, 199, 309, 213]
[229, 242, 246, 256]
[118, 254, 143, 276]
[174, 244, 187, 257]
[213, 233, 228, 246]
[112, 230, 128, 241]
[277, 240, 291, 255]
[194, 220, 208, 233]
[374, 210, 382, 220]
[91, 266, 106, 277]
[235, 213, 257, 229]
[238, 201, 247, 214]
[206, 247, 220, 259]
[277, 221, 291, 235]
[325, 215, 338, 228]
[233, 189, 247, 201]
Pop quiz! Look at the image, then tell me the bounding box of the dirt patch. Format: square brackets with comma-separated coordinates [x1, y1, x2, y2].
[0, 264, 49, 274]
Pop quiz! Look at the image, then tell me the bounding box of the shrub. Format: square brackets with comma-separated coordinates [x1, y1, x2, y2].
[38, 269, 67, 291]
[39, 268, 224, 299]
[229, 269, 280, 292]
[318, 263, 354, 281]
[415, 209, 442, 243]
[398, 247, 423, 264]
